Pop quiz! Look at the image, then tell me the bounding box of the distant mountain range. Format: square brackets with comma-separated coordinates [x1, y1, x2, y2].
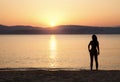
[0, 24, 120, 34]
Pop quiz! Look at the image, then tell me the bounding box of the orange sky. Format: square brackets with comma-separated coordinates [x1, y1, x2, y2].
[0, 0, 120, 27]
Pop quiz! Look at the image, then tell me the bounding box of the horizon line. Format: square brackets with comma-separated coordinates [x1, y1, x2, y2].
[0, 24, 120, 28]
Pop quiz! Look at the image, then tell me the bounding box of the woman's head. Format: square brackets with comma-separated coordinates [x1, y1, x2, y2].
[92, 34, 97, 41]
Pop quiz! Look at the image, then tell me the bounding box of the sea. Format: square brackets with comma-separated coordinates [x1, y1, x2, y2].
[0, 34, 120, 70]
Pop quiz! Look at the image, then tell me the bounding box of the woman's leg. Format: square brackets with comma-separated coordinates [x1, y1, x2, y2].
[95, 55, 98, 70]
[90, 54, 93, 70]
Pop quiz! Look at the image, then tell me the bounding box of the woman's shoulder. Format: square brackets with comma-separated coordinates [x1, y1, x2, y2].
[89, 41, 93, 44]
[90, 40, 93, 43]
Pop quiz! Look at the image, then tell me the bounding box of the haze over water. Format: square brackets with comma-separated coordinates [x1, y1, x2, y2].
[0, 35, 120, 70]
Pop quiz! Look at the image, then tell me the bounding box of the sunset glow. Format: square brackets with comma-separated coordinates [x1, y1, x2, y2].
[0, 0, 120, 27]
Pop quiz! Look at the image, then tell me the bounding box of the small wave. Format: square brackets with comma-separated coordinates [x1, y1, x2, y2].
[0, 67, 87, 71]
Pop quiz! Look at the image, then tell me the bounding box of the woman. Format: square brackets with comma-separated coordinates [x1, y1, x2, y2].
[88, 34, 100, 71]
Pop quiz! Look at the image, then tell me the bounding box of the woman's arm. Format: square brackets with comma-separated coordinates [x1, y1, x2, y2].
[97, 42, 100, 55]
[88, 42, 91, 52]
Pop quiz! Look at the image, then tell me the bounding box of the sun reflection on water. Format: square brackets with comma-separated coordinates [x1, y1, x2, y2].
[49, 35, 57, 68]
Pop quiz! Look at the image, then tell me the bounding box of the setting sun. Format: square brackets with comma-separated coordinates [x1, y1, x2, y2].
[50, 21, 56, 27]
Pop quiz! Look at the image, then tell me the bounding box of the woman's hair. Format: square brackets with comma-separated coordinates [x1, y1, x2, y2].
[92, 34, 97, 41]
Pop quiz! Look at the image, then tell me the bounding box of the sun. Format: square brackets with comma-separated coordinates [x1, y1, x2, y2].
[50, 21, 56, 27]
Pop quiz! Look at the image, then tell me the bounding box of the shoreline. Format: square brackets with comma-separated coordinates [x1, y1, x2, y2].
[0, 68, 87, 71]
[0, 67, 119, 71]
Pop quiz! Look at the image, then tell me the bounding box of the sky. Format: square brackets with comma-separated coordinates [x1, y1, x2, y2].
[0, 0, 120, 27]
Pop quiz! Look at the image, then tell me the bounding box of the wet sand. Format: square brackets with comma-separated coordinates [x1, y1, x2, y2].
[0, 69, 120, 82]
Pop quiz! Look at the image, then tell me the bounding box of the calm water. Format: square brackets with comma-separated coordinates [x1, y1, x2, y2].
[0, 35, 120, 70]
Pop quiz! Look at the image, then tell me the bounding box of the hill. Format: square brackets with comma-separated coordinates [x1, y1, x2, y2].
[0, 24, 120, 34]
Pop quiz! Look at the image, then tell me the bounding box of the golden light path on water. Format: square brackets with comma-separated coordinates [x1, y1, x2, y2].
[49, 35, 57, 68]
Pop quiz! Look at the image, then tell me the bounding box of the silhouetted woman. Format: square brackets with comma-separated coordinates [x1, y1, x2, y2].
[88, 34, 100, 71]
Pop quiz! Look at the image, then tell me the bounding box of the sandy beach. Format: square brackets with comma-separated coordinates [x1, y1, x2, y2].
[0, 69, 120, 82]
